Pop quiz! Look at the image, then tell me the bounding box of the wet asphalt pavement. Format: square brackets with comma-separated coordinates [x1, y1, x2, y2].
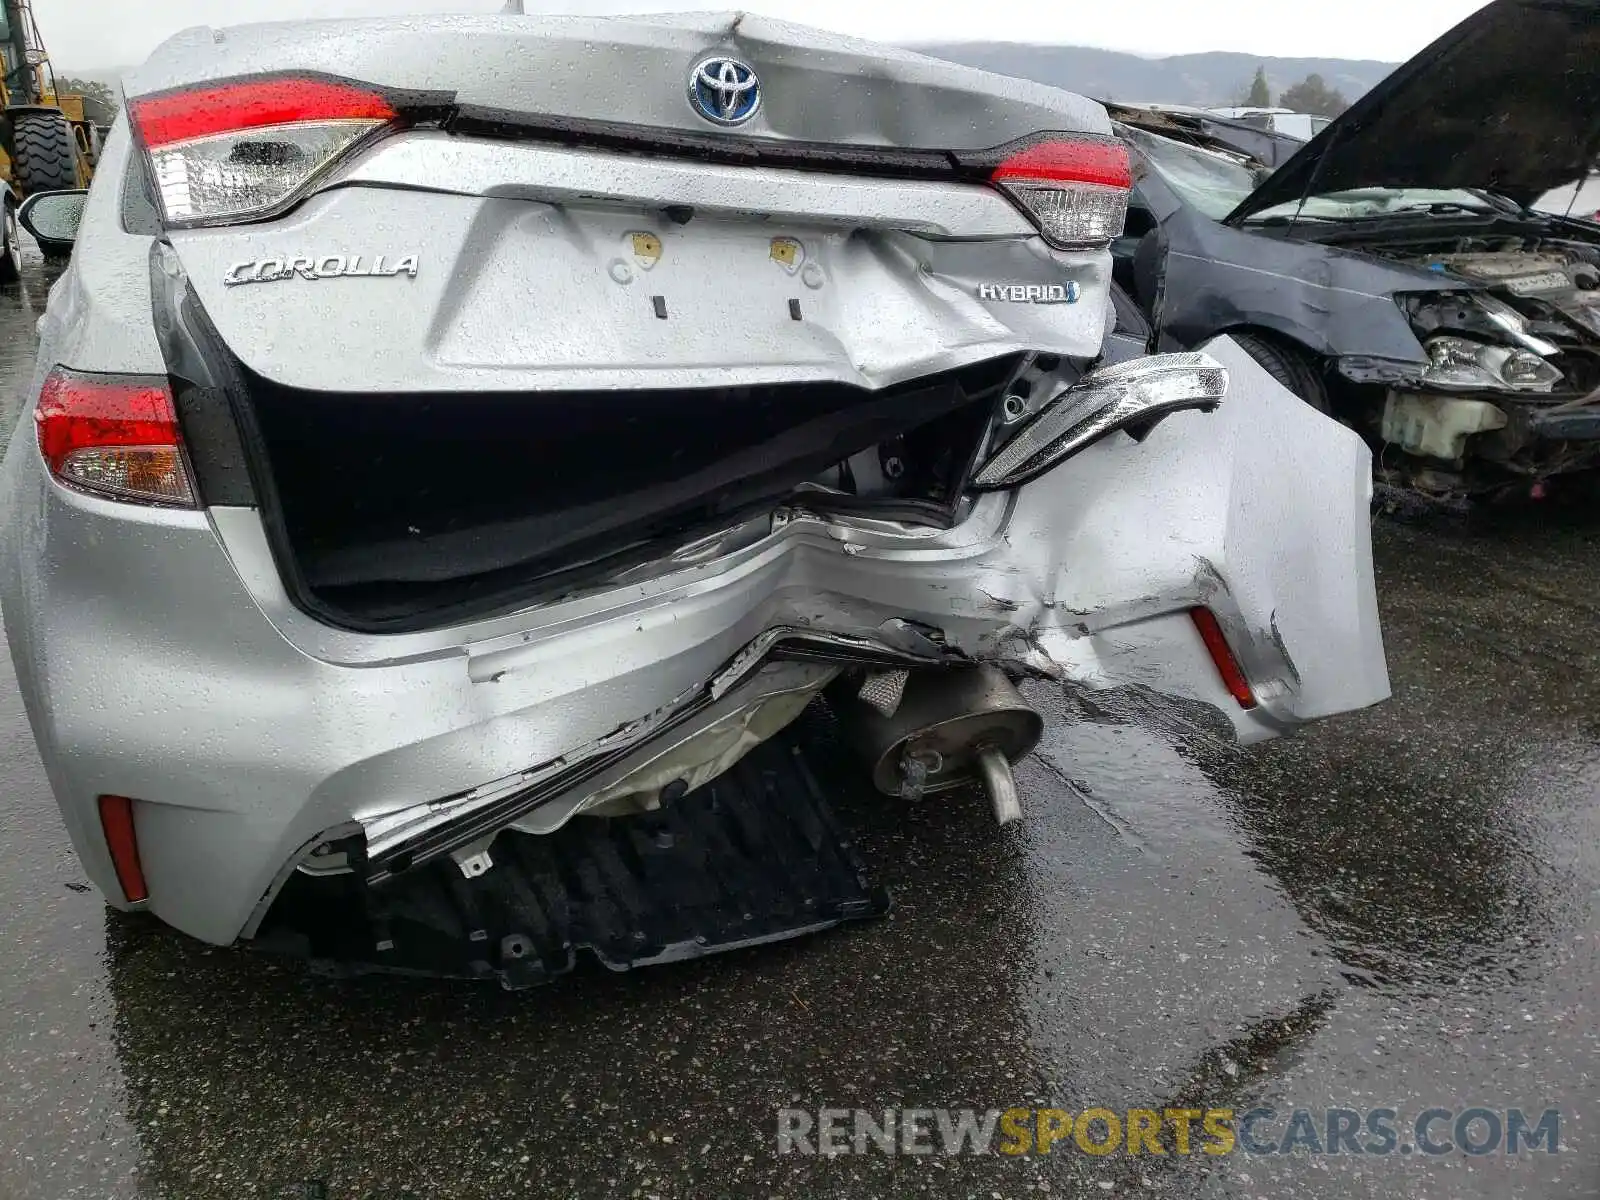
[2, 239, 1598, 1199]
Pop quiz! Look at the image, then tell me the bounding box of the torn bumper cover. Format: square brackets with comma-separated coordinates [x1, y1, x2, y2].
[10, 337, 1387, 947]
[256, 725, 892, 988]
[315, 334, 1384, 907]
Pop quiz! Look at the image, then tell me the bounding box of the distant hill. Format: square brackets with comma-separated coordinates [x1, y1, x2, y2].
[911, 43, 1398, 107]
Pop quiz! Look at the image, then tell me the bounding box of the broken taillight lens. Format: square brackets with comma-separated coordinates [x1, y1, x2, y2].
[982, 136, 1131, 249]
[34, 368, 197, 508]
[128, 75, 399, 226]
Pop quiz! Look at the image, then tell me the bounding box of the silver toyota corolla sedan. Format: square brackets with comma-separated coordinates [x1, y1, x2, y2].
[0, 12, 1388, 981]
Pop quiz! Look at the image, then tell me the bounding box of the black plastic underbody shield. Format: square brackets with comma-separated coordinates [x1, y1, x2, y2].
[254, 729, 889, 988]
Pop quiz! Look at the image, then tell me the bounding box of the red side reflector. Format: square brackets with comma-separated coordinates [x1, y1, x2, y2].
[990, 138, 1132, 189]
[131, 77, 397, 148]
[1190, 607, 1257, 709]
[98, 795, 149, 903]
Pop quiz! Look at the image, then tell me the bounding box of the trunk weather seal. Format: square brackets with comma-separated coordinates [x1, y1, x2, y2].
[446, 105, 961, 179]
[148, 242, 335, 617]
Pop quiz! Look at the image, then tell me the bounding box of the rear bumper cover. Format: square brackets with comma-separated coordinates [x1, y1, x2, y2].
[0, 336, 1390, 945]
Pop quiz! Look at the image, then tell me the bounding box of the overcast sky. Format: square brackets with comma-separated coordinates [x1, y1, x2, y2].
[35, 0, 1495, 72]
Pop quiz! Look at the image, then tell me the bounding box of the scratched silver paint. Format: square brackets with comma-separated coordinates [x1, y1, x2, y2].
[0, 242, 1594, 1200]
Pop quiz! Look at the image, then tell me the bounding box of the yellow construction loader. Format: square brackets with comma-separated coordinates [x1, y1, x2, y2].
[2, 0, 104, 280]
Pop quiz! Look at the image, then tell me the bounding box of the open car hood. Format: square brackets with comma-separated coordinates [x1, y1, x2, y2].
[1226, 0, 1600, 223]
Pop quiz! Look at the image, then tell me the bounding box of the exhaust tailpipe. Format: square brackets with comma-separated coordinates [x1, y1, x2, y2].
[975, 745, 1023, 825]
[835, 665, 1043, 826]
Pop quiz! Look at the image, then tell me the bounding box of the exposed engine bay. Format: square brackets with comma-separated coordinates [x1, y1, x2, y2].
[1386, 233, 1600, 350]
[1105, 0, 1600, 502]
[1332, 226, 1600, 492]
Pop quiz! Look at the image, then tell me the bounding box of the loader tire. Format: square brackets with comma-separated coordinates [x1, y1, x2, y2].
[12, 109, 79, 197]
[1230, 330, 1331, 416]
[1, 195, 21, 285]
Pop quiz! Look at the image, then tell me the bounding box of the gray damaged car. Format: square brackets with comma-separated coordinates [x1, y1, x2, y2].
[1, 12, 1388, 984]
[1113, 0, 1600, 500]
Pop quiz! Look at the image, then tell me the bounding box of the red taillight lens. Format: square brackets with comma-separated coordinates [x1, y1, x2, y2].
[131, 77, 397, 149]
[986, 136, 1131, 249]
[34, 368, 196, 508]
[128, 75, 399, 226]
[98, 795, 149, 903]
[1190, 607, 1256, 710]
[991, 139, 1132, 188]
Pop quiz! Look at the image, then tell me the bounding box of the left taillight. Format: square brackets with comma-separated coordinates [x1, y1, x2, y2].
[974, 135, 1132, 250]
[34, 368, 197, 508]
[128, 75, 399, 227]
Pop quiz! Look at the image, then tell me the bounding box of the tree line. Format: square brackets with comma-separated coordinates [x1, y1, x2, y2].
[1238, 65, 1349, 117]
[52, 76, 119, 120]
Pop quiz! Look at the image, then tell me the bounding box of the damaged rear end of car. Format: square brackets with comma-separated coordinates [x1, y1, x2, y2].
[0, 13, 1389, 983]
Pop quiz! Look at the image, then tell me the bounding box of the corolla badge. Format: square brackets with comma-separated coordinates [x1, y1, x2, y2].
[688, 56, 760, 126]
[225, 254, 419, 286]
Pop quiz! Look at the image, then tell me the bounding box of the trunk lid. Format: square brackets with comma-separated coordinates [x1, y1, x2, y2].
[1226, 0, 1600, 222]
[133, 13, 1121, 392]
[124, 11, 1110, 153]
[160, 148, 1113, 394]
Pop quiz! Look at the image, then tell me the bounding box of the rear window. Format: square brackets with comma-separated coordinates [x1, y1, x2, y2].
[1122, 125, 1258, 220]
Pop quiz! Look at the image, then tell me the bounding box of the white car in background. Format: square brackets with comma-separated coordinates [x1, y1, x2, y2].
[1537, 175, 1600, 222]
[1206, 106, 1333, 142]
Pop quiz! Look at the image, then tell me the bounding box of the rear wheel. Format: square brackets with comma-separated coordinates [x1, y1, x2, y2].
[0, 195, 21, 285]
[1230, 330, 1332, 415]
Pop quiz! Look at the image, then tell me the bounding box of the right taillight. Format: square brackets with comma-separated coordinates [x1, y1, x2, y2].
[34, 368, 197, 508]
[128, 75, 401, 227]
[971, 135, 1132, 249]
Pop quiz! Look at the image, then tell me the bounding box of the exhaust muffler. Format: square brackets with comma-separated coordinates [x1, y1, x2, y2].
[835, 665, 1043, 826]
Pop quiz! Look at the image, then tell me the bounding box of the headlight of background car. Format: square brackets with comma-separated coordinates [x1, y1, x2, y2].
[1422, 336, 1564, 392]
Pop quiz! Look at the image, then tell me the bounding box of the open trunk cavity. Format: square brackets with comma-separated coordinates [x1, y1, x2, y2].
[227, 356, 1017, 631]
